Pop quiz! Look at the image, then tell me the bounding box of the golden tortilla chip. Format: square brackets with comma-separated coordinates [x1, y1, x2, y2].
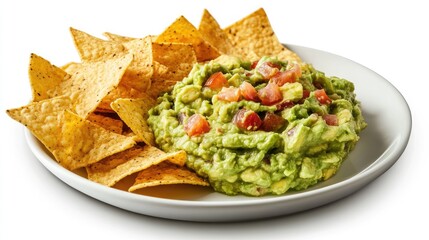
[120, 37, 154, 92]
[155, 16, 219, 62]
[58, 110, 136, 170]
[6, 96, 72, 154]
[87, 145, 187, 187]
[49, 53, 133, 118]
[198, 9, 236, 55]
[28, 53, 69, 102]
[224, 8, 301, 63]
[129, 161, 209, 191]
[70, 27, 126, 61]
[148, 42, 197, 98]
[97, 83, 148, 112]
[103, 32, 136, 42]
[110, 96, 156, 145]
[87, 113, 123, 134]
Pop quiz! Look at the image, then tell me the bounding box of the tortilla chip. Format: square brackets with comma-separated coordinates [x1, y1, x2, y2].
[155, 16, 219, 62]
[87, 145, 187, 187]
[103, 32, 136, 42]
[48, 53, 133, 118]
[70, 27, 126, 61]
[148, 42, 197, 98]
[120, 37, 154, 92]
[110, 96, 156, 145]
[97, 83, 149, 111]
[58, 110, 136, 170]
[6, 96, 72, 153]
[129, 161, 209, 191]
[224, 8, 302, 63]
[198, 9, 236, 55]
[87, 113, 123, 134]
[60, 61, 81, 74]
[28, 53, 69, 102]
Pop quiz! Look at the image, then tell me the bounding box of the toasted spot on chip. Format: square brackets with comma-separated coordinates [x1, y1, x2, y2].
[224, 8, 302, 63]
[110, 97, 156, 145]
[58, 110, 136, 170]
[198, 9, 236, 55]
[28, 53, 69, 102]
[129, 161, 209, 192]
[70, 27, 126, 61]
[87, 145, 187, 187]
[155, 16, 219, 62]
[48, 53, 133, 118]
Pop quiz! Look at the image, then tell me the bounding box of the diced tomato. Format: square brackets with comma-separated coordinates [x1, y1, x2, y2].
[250, 60, 259, 69]
[258, 82, 283, 105]
[302, 89, 310, 99]
[271, 63, 302, 86]
[322, 114, 338, 126]
[184, 114, 210, 136]
[204, 72, 228, 91]
[239, 81, 260, 102]
[257, 62, 281, 80]
[232, 109, 262, 131]
[314, 89, 332, 104]
[217, 87, 241, 102]
[260, 112, 286, 132]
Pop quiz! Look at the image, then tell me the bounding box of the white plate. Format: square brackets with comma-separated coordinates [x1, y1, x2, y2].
[25, 44, 412, 222]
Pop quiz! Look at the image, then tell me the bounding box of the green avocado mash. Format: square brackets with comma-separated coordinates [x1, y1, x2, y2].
[148, 56, 367, 196]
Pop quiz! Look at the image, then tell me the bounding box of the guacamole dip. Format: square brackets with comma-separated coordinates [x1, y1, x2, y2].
[148, 56, 367, 196]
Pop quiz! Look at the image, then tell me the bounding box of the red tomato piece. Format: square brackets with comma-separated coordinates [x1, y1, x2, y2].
[260, 112, 286, 132]
[217, 87, 241, 102]
[204, 72, 228, 91]
[232, 109, 262, 131]
[258, 82, 283, 105]
[239, 81, 260, 102]
[257, 62, 280, 80]
[271, 63, 302, 86]
[250, 60, 259, 69]
[322, 114, 339, 126]
[314, 89, 332, 104]
[184, 114, 210, 136]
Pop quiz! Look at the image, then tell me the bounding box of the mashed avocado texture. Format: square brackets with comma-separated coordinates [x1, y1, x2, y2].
[148, 56, 366, 196]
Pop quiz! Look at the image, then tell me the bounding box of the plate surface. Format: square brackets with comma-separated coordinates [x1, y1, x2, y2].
[25, 45, 412, 222]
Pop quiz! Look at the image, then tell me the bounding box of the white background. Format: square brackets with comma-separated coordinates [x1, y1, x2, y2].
[1, 0, 426, 239]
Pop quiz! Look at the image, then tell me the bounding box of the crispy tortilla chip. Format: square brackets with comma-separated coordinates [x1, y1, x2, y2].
[198, 9, 236, 55]
[224, 8, 301, 63]
[155, 16, 219, 62]
[97, 83, 150, 111]
[28, 53, 69, 102]
[49, 53, 133, 118]
[60, 61, 80, 74]
[129, 161, 209, 191]
[87, 113, 123, 134]
[58, 110, 136, 170]
[152, 42, 196, 82]
[6, 96, 72, 154]
[120, 37, 154, 92]
[110, 96, 156, 145]
[103, 32, 136, 42]
[87, 145, 187, 187]
[70, 27, 126, 61]
[148, 42, 197, 98]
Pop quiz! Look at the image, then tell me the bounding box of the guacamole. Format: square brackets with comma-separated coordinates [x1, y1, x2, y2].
[148, 56, 367, 196]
